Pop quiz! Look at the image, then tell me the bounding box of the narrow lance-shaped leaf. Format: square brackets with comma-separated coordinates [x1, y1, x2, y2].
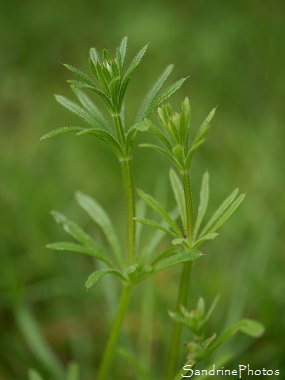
[169, 168, 187, 231]
[73, 88, 109, 130]
[119, 44, 149, 107]
[136, 64, 174, 122]
[192, 107, 216, 146]
[64, 63, 95, 87]
[206, 194, 245, 235]
[144, 77, 188, 117]
[117, 36, 128, 74]
[133, 217, 177, 238]
[76, 192, 124, 269]
[137, 189, 181, 236]
[139, 143, 182, 169]
[77, 128, 124, 157]
[55, 95, 96, 127]
[40, 126, 84, 141]
[190, 233, 218, 249]
[199, 188, 240, 238]
[153, 249, 202, 273]
[46, 241, 115, 268]
[144, 118, 173, 152]
[193, 172, 209, 241]
[49, 211, 99, 250]
[85, 269, 126, 289]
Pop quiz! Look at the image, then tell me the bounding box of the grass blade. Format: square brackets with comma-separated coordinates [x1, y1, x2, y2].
[136, 64, 174, 122]
[193, 172, 209, 241]
[76, 192, 124, 268]
[169, 168, 187, 231]
[137, 189, 181, 236]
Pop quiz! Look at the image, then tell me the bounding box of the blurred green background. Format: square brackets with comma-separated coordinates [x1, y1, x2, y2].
[1, 0, 284, 379]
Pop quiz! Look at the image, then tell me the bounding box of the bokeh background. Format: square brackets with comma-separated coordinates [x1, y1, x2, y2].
[1, 0, 284, 379]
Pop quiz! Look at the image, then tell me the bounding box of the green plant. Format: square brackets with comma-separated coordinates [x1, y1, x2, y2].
[40, 37, 263, 379]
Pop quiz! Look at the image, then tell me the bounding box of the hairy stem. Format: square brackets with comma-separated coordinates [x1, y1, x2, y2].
[97, 285, 132, 380]
[166, 171, 193, 380]
[113, 113, 126, 146]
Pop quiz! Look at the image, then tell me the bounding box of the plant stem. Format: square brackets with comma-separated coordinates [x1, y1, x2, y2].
[97, 285, 132, 380]
[97, 115, 136, 379]
[166, 171, 193, 380]
[120, 157, 136, 265]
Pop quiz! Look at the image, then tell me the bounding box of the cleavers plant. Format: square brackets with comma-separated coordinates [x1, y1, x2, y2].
[39, 37, 263, 380]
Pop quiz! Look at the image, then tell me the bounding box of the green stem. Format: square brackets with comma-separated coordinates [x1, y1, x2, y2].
[120, 157, 136, 265]
[166, 171, 193, 380]
[113, 114, 125, 147]
[97, 285, 132, 380]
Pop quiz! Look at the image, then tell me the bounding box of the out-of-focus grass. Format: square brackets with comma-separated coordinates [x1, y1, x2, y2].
[1, 0, 284, 378]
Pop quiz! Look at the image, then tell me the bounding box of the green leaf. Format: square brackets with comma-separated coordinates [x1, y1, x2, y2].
[117, 36, 128, 74]
[137, 189, 181, 236]
[50, 211, 99, 249]
[144, 77, 188, 117]
[192, 107, 216, 146]
[139, 143, 181, 169]
[85, 269, 126, 289]
[151, 247, 179, 266]
[73, 88, 109, 130]
[136, 64, 174, 122]
[207, 319, 264, 354]
[120, 44, 148, 105]
[76, 192, 124, 268]
[191, 233, 218, 249]
[193, 172, 209, 241]
[64, 63, 95, 87]
[67, 80, 112, 109]
[125, 121, 149, 154]
[133, 217, 177, 238]
[144, 118, 173, 152]
[199, 188, 239, 238]
[169, 168, 187, 231]
[46, 241, 114, 268]
[55, 94, 97, 127]
[40, 126, 84, 141]
[77, 128, 124, 157]
[203, 295, 220, 324]
[28, 370, 44, 380]
[154, 249, 202, 273]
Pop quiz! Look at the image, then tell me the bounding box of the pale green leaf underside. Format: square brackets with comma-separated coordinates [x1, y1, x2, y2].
[85, 269, 126, 289]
